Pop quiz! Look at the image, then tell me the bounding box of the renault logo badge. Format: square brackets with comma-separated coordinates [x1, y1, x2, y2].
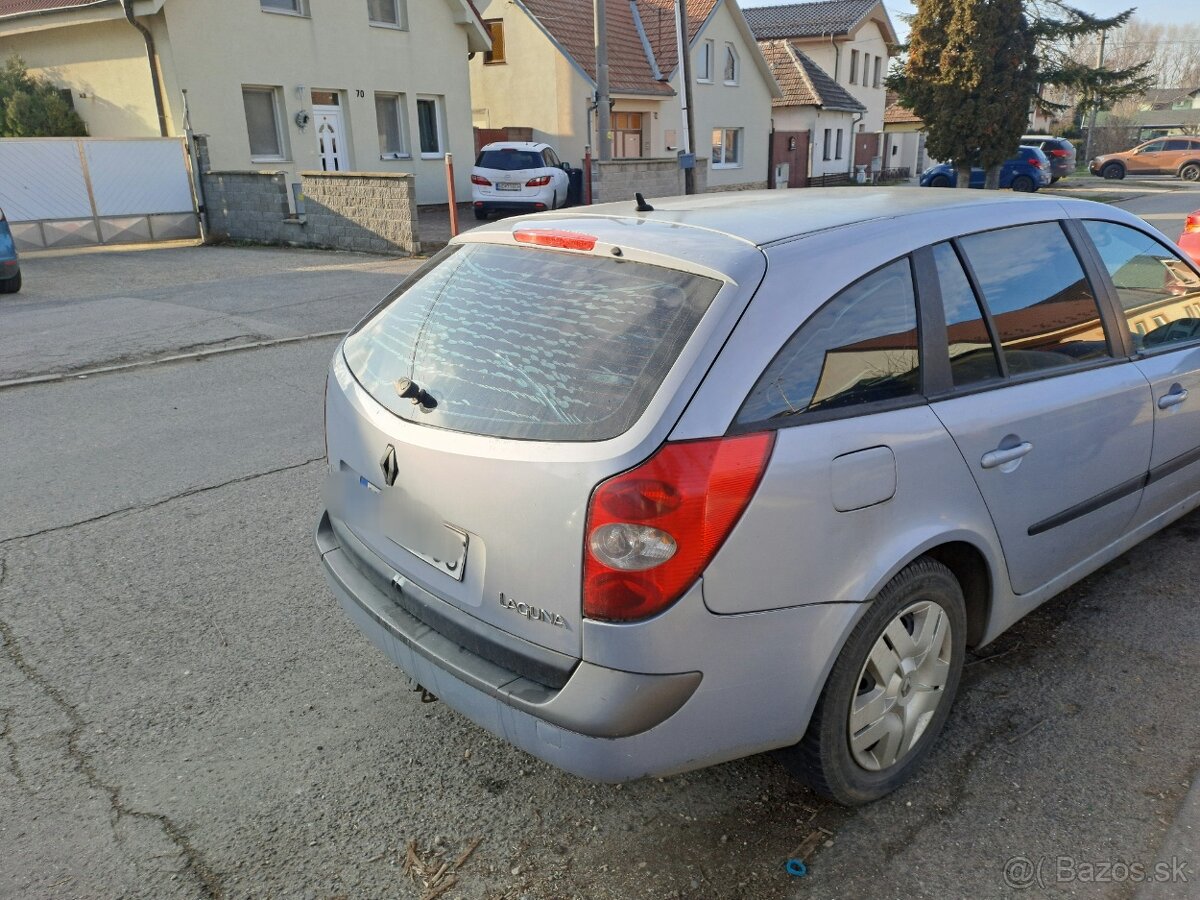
[379, 445, 399, 486]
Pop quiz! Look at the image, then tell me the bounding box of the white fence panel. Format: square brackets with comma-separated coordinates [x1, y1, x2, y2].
[0, 137, 199, 249]
[85, 139, 195, 216]
[0, 140, 91, 221]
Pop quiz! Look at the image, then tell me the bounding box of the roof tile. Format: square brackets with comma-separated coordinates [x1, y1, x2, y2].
[521, 0, 675, 95]
[759, 39, 864, 111]
[744, 0, 877, 39]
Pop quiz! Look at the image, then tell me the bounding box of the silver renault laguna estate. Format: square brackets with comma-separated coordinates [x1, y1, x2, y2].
[317, 188, 1200, 804]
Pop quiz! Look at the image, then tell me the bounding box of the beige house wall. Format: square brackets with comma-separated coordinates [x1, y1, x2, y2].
[679, 0, 773, 188]
[1, 0, 481, 205]
[468, 1, 592, 168]
[774, 105, 857, 178]
[470, 0, 776, 188]
[2, 16, 163, 138]
[160, 0, 478, 204]
[788, 17, 891, 134]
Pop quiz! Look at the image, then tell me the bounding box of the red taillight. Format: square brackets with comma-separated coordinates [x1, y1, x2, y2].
[526, 175, 552, 187]
[1049, 148, 1069, 158]
[1028, 158, 1042, 168]
[471, 174, 491, 186]
[1185, 211, 1200, 234]
[583, 433, 775, 622]
[513, 229, 597, 250]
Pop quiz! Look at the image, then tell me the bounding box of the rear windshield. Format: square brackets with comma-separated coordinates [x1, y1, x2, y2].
[476, 150, 544, 171]
[343, 243, 722, 441]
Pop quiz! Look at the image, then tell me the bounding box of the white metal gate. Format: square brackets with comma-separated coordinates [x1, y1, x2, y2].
[0, 137, 200, 250]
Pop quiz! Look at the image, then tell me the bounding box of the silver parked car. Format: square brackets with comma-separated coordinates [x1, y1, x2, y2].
[317, 189, 1200, 804]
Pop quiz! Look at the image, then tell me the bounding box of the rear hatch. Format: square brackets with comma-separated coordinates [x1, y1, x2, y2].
[474, 148, 546, 199]
[325, 219, 765, 660]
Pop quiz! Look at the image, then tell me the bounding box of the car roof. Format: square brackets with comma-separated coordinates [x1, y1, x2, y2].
[480, 141, 552, 153]
[563, 188, 1072, 248]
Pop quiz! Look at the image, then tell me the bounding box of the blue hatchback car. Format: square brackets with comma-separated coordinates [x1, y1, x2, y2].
[0, 207, 21, 294]
[920, 146, 1052, 192]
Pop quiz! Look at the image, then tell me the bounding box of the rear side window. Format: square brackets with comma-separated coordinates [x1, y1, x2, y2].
[957, 223, 1111, 375]
[932, 242, 1002, 386]
[1083, 219, 1200, 351]
[476, 150, 544, 170]
[343, 244, 721, 441]
[736, 258, 919, 426]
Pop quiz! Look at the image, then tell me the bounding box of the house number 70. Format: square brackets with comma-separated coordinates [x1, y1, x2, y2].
[355, 90, 366, 98]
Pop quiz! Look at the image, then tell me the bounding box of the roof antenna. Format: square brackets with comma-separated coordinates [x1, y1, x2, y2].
[635, 192, 654, 212]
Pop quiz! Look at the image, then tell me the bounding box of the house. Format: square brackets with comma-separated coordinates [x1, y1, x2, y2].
[1138, 87, 1200, 112]
[745, 0, 897, 171]
[0, 0, 490, 204]
[468, 0, 781, 192]
[882, 95, 928, 177]
[758, 40, 863, 180]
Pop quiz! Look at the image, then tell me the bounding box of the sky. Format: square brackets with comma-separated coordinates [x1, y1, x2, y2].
[737, 0, 1181, 44]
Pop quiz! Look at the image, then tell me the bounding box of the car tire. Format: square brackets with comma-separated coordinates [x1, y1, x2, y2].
[1180, 163, 1200, 182]
[0, 270, 20, 294]
[473, 208, 488, 221]
[929, 174, 951, 188]
[1050, 176, 1061, 184]
[1101, 162, 1125, 180]
[779, 557, 967, 806]
[1011, 175, 1036, 193]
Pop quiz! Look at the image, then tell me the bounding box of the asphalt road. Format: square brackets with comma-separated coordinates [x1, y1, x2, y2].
[1, 195, 1198, 900]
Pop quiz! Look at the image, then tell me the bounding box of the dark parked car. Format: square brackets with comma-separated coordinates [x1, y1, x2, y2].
[0, 207, 20, 294]
[1021, 135, 1076, 182]
[920, 147, 1052, 192]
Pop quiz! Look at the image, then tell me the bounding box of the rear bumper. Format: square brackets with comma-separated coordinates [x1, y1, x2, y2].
[317, 510, 862, 781]
[472, 199, 548, 214]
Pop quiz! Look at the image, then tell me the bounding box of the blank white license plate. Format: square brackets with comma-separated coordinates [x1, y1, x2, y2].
[497, 182, 522, 191]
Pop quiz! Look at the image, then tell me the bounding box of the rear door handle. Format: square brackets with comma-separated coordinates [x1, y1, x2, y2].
[1158, 387, 1188, 410]
[981, 441, 1033, 469]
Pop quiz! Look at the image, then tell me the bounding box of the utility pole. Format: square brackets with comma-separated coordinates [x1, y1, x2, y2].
[595, 0, 611, 161]
[1083, 30, 1107, 166]
[676, 0, 698, 193]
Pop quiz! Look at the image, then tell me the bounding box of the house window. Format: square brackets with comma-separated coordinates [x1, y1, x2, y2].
[835, 128, 844, 159]
[484, 19, 505, 63]
[697, 40, 714, 82]
[242, 86, 286, 161]
[261, 0, 305, 14]
[375, 92, 409, 158]
[416, 95, 445, 156]
[874, 56, 882, 88]
[367, 0, 406, 28]
[823, 128, 831, 160]
[849, 49, 858, 84]
[723, 43, 739, 84]
[711, 127, 742, 168]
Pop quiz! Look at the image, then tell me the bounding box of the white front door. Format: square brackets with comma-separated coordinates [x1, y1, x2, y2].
[313, 105, 349, 172]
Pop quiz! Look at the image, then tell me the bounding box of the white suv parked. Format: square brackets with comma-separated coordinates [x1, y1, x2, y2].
[471, 141, 571, 220]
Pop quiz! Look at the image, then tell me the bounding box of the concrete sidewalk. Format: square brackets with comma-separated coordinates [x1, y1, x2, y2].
[1136, 773, 1199, 899]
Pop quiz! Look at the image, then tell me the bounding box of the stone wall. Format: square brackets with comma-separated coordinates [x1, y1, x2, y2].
[591, 157, 708, 204]
[199, 153, 419, 254]
[299, 172, 418, 254]
[202, 171, 293, 245]
[704, 179, 768, 193]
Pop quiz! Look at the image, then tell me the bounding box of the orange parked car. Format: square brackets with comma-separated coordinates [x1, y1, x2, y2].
[1089, 136, 1200, 181]
[1180, 211, 1200, 265]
